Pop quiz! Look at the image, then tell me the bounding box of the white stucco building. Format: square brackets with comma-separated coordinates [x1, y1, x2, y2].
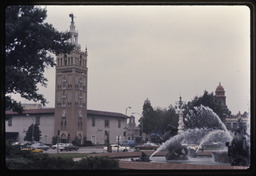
[6, 108, 128, 145]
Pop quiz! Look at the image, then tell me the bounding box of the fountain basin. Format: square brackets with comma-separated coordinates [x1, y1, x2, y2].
[119, 160, 247, 170]
[212, 151, 230, 163]
[74, 151, 248, 170]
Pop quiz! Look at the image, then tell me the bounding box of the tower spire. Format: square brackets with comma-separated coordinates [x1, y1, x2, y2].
[69, 13, 79, 47]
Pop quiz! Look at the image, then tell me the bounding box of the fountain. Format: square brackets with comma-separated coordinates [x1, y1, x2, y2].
[129, 103, 250, 168]
[131, 152, 151, 162]
[150, 105, 234, 162]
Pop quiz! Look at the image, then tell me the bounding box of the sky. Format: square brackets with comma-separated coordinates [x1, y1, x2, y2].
[10, 5, 250, 124]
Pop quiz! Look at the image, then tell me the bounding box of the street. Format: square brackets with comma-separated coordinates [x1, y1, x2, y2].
[44, 146, 105, 154]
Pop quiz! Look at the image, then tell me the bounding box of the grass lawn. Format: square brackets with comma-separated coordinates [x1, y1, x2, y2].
[48, 153, 89, 159]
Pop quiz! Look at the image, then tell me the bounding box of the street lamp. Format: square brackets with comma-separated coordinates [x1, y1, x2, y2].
[125, 106, 131, 116]
[125, 106, 131, 148]
[26, 114, 35, 143]
[175, 96, 186, 134]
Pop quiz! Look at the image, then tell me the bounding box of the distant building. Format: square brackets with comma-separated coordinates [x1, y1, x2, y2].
[21, 103, 42, 110]
[225, 111, 249, 131]
[126, 115, 141, 142]
[214, 83, 249, 131]
[215, 82, 227, 109]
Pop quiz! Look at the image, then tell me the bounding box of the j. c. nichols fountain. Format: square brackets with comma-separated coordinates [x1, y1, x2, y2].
[132, 102, 250, 167]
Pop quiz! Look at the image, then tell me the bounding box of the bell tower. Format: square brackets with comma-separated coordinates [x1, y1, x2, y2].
[54, 14, 88, 145]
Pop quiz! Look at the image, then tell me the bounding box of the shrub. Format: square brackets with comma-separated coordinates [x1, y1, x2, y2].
[74, 156, 119, 170]
[6, 142, 119, 170]
[6, 153, 75, 170]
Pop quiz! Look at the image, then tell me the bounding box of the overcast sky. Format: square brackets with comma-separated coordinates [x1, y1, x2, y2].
[11, 5, 250, 123]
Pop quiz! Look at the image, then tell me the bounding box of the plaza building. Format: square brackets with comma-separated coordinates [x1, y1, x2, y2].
[54, 14, 88, 144]
[5, 14, 129, 145]
[6, 107, 127, 145]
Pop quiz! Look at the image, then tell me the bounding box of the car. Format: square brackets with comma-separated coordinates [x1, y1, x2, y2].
[121, 140, 137, 148]
[103, 144, 130, 152]
[52, 143, 65, 149]
[135, 142, 160, 151]
[21, 147, 44, 153]
[11, 142, 20, 146]
[30, 142, 50, 151]
[58, 143, 79, 151]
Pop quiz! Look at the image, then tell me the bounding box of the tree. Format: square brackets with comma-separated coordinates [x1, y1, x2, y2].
[5, 5, 74, 113]
[140, 99, 178, 136]
[141, 98, 156, 134]
[183, 90, 231, 128]
[24, 123, 41, 142]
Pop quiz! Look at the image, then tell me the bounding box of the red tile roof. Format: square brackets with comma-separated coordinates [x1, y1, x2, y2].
[5, 108, 55, 115]
[87, 109, 127, 118]
[5, 108, 127, 119]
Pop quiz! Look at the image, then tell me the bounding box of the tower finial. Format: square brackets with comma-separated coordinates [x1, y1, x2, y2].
[69, 13, 74, 23]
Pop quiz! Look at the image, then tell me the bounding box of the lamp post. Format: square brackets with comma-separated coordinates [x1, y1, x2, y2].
[125, 106, 131, 149]
[175, 96, 185, 134]
[26, 114, 35, 143]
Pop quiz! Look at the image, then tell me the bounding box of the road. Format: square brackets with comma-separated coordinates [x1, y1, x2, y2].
[44, 146, 105, 154]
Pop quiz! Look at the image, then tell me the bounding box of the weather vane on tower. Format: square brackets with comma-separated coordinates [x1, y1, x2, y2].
[69, 13, 74, 22]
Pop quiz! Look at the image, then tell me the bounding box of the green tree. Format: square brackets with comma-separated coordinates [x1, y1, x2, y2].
[5, 5, 74, 113]
[141, 98, 156, 134]
[24, 124, 41, 142]
[161, 105, 179, 133]
[140, 99, 179, 135]
[183, 90, 231, 127]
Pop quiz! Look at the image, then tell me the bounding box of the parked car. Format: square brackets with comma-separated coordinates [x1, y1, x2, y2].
[11, 142, 20, 146]
[62, 143, 79, 151]
[30, 142, 49, 151]
[121, 140, 137, 148]
[103, 144, 130, 152]
[21, 147, 44, 153]
[52, 143, 65, 149]
[135, 142, 160, 151]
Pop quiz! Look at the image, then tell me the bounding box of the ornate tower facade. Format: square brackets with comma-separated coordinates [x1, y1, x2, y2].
[54, 14, 88, 144]
[215, 82, 227, 109]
